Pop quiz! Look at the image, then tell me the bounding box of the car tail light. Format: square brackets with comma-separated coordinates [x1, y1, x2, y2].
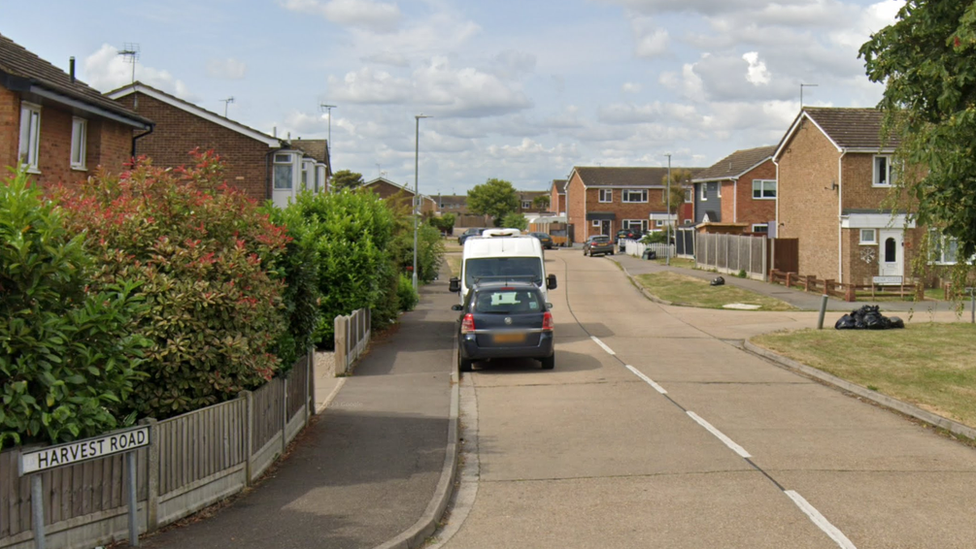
[461, 314, 475, 333]
[542, 312, 554, 331]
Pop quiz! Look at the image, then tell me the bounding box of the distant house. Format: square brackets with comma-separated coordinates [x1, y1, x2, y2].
[691, 145, 777, 234]
[363, 176, 436, 214]
[517, 190, 549, 214]
[773, 107, 919, 285]
[566, 166, 703, 242]
[0, 33, 152, 189]
[107, 82, 329, 208]
[549, 179, 567, 215]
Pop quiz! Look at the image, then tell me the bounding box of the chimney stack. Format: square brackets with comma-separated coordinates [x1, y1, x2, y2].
[69, 57, 75, 83]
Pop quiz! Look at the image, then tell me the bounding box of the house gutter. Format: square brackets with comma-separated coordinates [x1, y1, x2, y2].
[838, 150, 846, 282]
[131, 125, 154, 159]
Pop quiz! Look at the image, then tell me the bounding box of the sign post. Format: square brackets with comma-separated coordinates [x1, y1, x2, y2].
[18, 425, 151, 548]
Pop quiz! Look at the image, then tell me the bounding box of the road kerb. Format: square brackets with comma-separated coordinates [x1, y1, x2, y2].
[743, 341, 976, 442]
[371, 368, 461, 549]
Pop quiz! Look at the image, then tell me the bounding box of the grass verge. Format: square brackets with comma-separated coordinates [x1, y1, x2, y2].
[444, 254, 461, 278]
[635, 271, 794, 311]
[752, 323, 976, 427]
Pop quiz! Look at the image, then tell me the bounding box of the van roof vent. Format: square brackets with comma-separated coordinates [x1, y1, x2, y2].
[482, 228, 521, 237]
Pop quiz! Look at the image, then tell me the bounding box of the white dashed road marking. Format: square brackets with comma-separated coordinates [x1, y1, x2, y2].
[624, 365, 668, 394]
[686, 411, 752, 459]
[785, 490, 858, 549]
[590, 336, 616, 356]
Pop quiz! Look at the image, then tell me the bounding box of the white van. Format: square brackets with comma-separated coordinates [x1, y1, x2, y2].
[449, 229, 557, 303]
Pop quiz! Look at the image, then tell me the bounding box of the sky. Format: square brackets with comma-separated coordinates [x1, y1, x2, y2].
[2, 0, 902, 194]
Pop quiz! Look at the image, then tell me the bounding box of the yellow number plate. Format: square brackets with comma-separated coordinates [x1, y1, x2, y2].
[493, 332, 526, 343]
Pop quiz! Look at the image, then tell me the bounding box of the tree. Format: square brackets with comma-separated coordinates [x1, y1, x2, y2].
[662, 169, 693, 215]
[501, 212, 528, 231]
[332, 169, 365, 191]
[468, 178, 519, 226]
[860, 2, 976, 264]
[533, 195, 551, 211]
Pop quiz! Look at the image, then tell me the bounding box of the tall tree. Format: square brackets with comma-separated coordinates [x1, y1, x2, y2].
[860, 1, 976, 262]
[331, 169, 365, 191]
[662, 169, 693, 215]
[532, 194, 551, 210]
[467, 178, 519, 226]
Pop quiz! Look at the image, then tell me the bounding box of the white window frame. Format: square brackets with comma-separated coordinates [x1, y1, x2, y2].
[859, 228, 877, 245]
[717, 183, 722, 198]
[873, 155, 894, 187]
[18, 102, 42, 173]
[700, 184, 707, 201]
[522, 200, 532, 209]
[273, 153, 294, 190]
[684, 188, 692, 203]
[751, 223, 769, 234]
[70, 117, 87, 170]
[621, 188, 647, 203]
[592, 220, 601, 227]
[752, 179, 776, 199]
[929, 230, 960, 265]
[622, 219, 647, 231]
[598, 189, 612, 203]
[684, 219, 693, 225]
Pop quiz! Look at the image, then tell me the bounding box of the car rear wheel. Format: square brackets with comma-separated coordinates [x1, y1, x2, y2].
[610, 250, 614, 255]
[540, 353, 555, 370]
[458, 352, 473, 372]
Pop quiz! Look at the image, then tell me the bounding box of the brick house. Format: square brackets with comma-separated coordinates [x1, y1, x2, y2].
[566, 166, 702, 242]
[549, 179, 567, 215]
[773, 107, 919, 285]
[0, 33, 152, 189]
[691, 145, 777, 234]
[107, 82, 329, 208]
[517, 190, 549, 214]
[363, 176, 436, 214]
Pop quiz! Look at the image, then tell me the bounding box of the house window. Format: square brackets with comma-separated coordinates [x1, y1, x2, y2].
[70, 117, 87, 170]
[752, 179, 776, 199]
[859, 229, 877, 245]
[684, 188, 692, 203]
[623, 219, 647, 231]
[621, 189, 647, 203]
[592, 220, 601, 227]
[18, 102, 41, 172]
[700, 184, 707, 201]
[717, 184, 722, 198]
[684, 219, 693, 225]
[655, 219, 665, 227]
[599, 189, 612, 203]
[873, 155, 895, 186]
[273, 153, 293, 189]
[929, 230, 960, 265]
[522, 200, 532, 209]
[751, 223, 769, 234]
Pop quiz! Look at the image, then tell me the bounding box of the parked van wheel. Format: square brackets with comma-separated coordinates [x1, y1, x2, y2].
[540, 354, 555, 370]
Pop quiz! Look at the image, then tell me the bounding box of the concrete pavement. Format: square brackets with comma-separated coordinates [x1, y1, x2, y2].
[135, 273, 459, 549]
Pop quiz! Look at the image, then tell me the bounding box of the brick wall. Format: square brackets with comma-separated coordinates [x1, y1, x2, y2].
[840, 153, 894, 210]
[735, 160, 777, 228]
[0, 87, 18, 171]
[778, 118, 842, 280]
[566, 172, 585, 242]
[116, 93, 271, 201]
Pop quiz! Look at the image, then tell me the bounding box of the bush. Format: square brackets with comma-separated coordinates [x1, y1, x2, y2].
[1, 170, 148, 448]
[55, 153, 290, 419]
[500, 212, 528, 231]
[642, 231, 667, 244]
[390, 223, 444, 284]
[276, 188, 398, 348]
[397, 273, 420, 311]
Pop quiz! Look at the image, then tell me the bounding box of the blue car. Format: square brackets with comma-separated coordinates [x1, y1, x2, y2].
[452, 281, 555, 372]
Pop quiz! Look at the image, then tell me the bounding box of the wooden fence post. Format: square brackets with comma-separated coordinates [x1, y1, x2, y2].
[305, 349, 313, 424]
[140, 418, 159, 532]
[239, 390, 253, 485]
[334, 316, 348, 376]
[786, 272, 793, 288]
[281, 377, 288, 455]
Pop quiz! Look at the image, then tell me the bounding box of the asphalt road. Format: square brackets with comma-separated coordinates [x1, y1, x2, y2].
[436, 248, 976, 549]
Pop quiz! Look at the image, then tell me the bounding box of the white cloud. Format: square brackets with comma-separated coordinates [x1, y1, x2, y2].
[742, 52, 770, 85]
[83, 44, 197, 101]
[622, 82, 642, 93]
[206, 58, 246, 80]
[327, 67, 412, 103]
[279, 0, 402, 32]
[361, 51, 410, 67]
[491, 50, 537, 80]
[632, 17, 669, 58]
[659, 62, 704, 102]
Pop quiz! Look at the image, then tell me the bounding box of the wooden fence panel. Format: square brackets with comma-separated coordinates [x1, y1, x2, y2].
[157, 398, 247, 496]
[252, 378, 284, 452]
[287, 356, 309, 418]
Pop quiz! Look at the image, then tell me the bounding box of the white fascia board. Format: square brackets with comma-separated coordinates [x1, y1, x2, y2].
[648, 212, 677, 221]
[842, 147, 898, 154]
[773, 112, 841, 161]
[841, 213, 916, 229]
[107, 85, 283, 148]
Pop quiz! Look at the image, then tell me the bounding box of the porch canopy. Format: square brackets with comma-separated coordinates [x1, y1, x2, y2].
[586, 212, 616, 221]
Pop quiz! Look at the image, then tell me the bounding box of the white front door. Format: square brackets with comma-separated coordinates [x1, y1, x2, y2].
[878, 230, 904, 278]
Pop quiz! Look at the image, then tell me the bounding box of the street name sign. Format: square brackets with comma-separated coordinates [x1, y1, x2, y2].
[19, 425, 150, 475]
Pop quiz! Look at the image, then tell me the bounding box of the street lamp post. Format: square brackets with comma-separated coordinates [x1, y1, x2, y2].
[320, 104, 336, 185]
[665, 154, 672, 266]
[413, 114, 430, 290]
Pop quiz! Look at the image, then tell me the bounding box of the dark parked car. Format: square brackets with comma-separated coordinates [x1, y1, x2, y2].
[614, 228, 643, 244]
[458, 227, 485, 245]
[583, 235, 614, 257]
[452, 281, 555, 372]
[529, 232, 554, 249]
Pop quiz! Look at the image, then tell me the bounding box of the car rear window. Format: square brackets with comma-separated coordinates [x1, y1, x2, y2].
[473, 289, 542, 314]
[592, 236, 610, 242]
[465, 257, 543, 288]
